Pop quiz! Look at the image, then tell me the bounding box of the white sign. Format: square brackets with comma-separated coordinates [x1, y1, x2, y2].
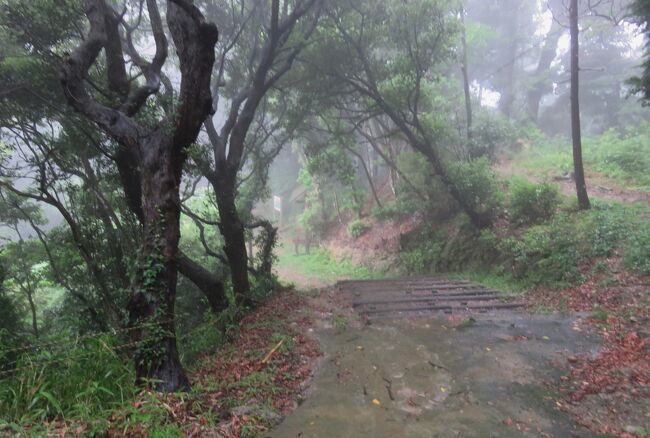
[273, 195, 282, 212]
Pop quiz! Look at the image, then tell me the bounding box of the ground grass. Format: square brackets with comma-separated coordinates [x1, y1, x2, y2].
[448, 271, 525, 296]
[510, 128, 650, 192]
[276, 246, 382, 284]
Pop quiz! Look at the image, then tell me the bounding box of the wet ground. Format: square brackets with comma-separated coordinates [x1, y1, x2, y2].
[269, 281, 600, 437]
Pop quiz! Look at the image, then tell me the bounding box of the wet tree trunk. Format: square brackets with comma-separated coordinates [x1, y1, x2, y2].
[526, 22, 562, 122]
[60, 0, 220, 392]
[569, 0, 591, 210]
[211, 172, 252, 307]
[128, 134, 189, 392]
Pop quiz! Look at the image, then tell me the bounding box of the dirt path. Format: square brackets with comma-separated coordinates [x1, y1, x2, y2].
[268, 280, 600, 437]
[274, 264, 331, 290]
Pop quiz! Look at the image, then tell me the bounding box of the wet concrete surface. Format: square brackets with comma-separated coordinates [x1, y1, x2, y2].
[270, 308, 599, 437]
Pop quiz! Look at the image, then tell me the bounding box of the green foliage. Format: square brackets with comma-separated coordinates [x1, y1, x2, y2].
[178, 312, 228, 365]
[500, 215, 586, 287]
[388, 151, 457, 220]
[591, 306, 609, 322]
[624, 221, 650, 275]
[400, 217, 496, 274]
[0, 261, 21, 337]
[371, 202, 405, 221]
[298, 192, 328, 239]
[276, 247, 380, 283]
[508, 178, 559, 225]
[511, 127, 650, 192]
[347, 219, 370, 239]
[627, 0, 650, 105]
[448, 158, 503, 219]
[0, 334, 136, 427]
[468, 112, 520, 160]
[586, 128, 650, 190]
[399, 198, 650, 289]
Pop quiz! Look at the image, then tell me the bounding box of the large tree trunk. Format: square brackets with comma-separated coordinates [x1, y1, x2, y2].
[128, 136, 189, 392]
[212, 174, 252, 307]
[115, 148, 228, 313]
[569, 0, 591, 210]
[60, 0, 219, 392]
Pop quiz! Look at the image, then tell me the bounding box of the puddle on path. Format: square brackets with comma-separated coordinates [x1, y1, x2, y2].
[270, 311, 598, 437]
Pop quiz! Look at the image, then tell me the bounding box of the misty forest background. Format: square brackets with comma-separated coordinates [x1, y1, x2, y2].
[1, 0, 650, 434]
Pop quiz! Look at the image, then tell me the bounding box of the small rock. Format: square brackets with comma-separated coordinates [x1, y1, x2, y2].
[567, 356, 578, 364]
[624, 425, 642, 434]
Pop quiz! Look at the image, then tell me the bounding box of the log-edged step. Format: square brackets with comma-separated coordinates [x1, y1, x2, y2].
[359, 302, 524, 316]
[352, 293, 501, 307]
[338, 276, 522, 319]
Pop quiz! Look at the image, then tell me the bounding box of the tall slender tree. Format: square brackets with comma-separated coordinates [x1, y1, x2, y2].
[198, 0, 322, 305]
[570, 0, 591, 210]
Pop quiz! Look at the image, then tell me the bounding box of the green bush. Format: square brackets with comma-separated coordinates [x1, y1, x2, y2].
[468, 112, 519, 160]
[508, 179, 559, 225]
[371, 202, 402, 221]
[0, 262, 21, 340]
[298, 194, 328, 240]
[624, 221, 650, 275]
[347, 219, 370, 238]
[394, 152, 457, 219]
[448, 158, 504, 221]
[500, 215, 586, 287]
[399, 218, 497, 275]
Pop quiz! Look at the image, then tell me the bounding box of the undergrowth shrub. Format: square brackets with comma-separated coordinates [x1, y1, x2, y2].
[468, 112, 519, 160]
[508, 178, 559, 225]
[448, 158, 503, 221]
[371, 202, 404, 221]
[399, 201, 649, 289]
[514, 127, 650, 190]
[347, 219, 370, 238]
[400, 217, 496, 274]
[586, 128, 650, 190]
[0, 334, 136, 429]
[500, 215, 586, 287]
[395, 152, 457, 219]
[298, 193, 328, 240]
[624, 221, 650, 275]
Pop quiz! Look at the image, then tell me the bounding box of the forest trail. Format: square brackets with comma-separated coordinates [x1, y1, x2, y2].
[270, 278, 600, 437]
